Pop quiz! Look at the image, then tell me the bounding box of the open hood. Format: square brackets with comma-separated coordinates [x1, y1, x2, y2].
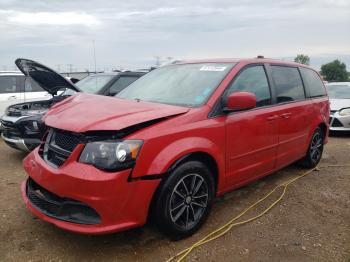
[44, 93, 190, 132]
[15, 58, 81, 95]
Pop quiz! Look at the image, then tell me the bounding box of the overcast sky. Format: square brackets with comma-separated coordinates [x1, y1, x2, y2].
[0, 0, 349, 72]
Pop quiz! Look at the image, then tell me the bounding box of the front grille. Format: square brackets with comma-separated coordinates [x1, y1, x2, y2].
[27, 178, 101, 225]
[1, 120, 21, 139]
[331, 118, 344, 127]
[42, 129, 81, 168]
[54, 131, 80, 152]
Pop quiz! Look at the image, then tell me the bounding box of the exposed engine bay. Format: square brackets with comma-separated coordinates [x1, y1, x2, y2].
[6, 96, 68, 117]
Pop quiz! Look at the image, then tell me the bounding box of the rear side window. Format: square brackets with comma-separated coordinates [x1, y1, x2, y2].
[0, 76, 24, 94]
[25, 78, 44, 92]
[271, 66, 305, 103]
[109, 76, 139, 95]
[226, 65, 271, 107]
[299, 67, 326, 98]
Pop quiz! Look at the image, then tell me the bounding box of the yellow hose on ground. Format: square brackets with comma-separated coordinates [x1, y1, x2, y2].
[166, 164, 350, 262]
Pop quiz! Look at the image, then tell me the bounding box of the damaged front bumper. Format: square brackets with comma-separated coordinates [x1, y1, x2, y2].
[1, 132, 31, 151]
[1, 115, 43, 151]
[22, 148, 161, 234]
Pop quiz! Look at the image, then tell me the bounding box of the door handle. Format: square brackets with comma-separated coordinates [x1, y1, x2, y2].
[281, 112, 292, 119]
[267, 115, 280, 121]
[7, 95, 17, 100]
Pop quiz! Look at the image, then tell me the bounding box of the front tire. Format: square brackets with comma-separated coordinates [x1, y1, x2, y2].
[300, 127, 324, 168]
[154, 161, 215, 239]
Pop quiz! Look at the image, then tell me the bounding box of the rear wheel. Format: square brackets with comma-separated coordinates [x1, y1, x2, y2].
[299, 127, 324, 168]
[154, 161, 215, 239]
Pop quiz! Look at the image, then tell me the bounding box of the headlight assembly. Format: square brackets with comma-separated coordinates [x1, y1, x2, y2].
[339, 108, 350, 116]
[79, 140, 143, 171]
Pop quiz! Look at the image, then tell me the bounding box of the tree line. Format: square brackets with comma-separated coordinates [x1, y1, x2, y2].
[294, 54, 349, 82]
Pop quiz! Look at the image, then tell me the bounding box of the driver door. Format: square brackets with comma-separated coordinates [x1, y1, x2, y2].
[224, 65, 279, 187]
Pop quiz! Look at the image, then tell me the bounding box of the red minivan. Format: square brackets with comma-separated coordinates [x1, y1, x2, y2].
[22, 58, 329, 238]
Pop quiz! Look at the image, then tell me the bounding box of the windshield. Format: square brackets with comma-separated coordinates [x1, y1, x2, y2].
[117, 63, 235, 107]
[326, 85, 350, 99]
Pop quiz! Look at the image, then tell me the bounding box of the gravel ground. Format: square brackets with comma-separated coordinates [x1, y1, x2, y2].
[0, 134, 349, 262]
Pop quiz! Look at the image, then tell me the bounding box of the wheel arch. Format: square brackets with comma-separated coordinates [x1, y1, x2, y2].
[308, 121, 328, 146]
[318, 122, 328, 140]
[307, 115, 329, 147]
[136, 136, 225, 185]
[166, 151, 219, 191]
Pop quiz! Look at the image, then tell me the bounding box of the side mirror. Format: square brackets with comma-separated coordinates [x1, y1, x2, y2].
[224, 91, 256, 112]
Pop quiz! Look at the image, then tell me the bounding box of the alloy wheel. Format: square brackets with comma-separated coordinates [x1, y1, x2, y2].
[310, 131, 323, 163]
[169, 174, 209, 230]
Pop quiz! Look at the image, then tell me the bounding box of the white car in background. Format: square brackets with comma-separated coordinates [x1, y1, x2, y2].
[0, 71, 51, 116]
[326, 82, 350, 131]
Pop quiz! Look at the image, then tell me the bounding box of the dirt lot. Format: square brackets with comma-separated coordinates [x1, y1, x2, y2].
[0, 134, 349, 262]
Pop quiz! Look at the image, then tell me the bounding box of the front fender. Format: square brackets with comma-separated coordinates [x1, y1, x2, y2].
[132, 136, 225, 181]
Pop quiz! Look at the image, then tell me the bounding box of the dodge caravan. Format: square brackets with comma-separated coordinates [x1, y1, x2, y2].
[22, 58, 329, 238]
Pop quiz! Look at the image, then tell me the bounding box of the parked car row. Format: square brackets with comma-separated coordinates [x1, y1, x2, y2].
[4, 57, 330, 238]
[0, 59, 145, 151]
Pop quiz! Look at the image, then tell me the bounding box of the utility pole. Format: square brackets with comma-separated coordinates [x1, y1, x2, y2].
[56, 64, 61, 72]
[67, 64, 73, 73]
[154, 56, 161, 67]
[92, 40, 97, 73]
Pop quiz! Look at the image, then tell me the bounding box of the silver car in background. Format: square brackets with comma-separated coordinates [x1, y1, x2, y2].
[326, 82, 350, 131]
[0, 71, 52, 116]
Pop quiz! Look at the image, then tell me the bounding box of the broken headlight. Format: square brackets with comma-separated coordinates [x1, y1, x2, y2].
[79, 140, 143, 171]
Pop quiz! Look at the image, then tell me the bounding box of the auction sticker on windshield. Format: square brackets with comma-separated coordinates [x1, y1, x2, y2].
[199, 65, 227, 71]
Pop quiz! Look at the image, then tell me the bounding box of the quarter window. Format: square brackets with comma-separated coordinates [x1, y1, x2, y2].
[226, 65, 271, 107]
[271, 66, 305, 103]
[299, 67, 326, 98]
